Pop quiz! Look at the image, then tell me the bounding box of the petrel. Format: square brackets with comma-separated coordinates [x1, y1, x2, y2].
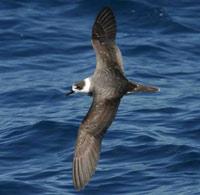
[66, 7, 159, 190]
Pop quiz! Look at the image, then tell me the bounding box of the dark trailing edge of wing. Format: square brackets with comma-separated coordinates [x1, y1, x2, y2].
[92, 7, 116, 42]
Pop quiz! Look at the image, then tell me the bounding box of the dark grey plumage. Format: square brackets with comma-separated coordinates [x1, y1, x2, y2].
[73, 7, 123, 190]
[92, 7, 116, 42]
[72, 7, 159, 190]
[73, 98, 120, 190]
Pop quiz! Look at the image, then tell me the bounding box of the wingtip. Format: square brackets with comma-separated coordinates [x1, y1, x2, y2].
[72, 132, 102, 191]
[100, 6, 113, 13]
[73, 158, 86, 191]
[72, 157, 95, 191]
[92, 6, 116, 42]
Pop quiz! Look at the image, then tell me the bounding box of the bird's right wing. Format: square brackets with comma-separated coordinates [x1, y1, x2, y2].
[92, 7, 124, 74]
[73, 97, 121, 190]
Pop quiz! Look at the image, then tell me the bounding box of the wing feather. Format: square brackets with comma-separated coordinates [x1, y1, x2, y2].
[92, 7, 124, 73]
[73, 98, 120, 190]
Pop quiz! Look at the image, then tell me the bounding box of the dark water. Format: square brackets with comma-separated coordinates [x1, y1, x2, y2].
[1, 0, 200, 194]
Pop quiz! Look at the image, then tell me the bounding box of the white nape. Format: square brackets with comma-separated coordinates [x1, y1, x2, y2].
[82, 77, 91, 93]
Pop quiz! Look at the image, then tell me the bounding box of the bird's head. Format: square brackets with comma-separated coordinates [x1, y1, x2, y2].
[66, 78, 91, 96]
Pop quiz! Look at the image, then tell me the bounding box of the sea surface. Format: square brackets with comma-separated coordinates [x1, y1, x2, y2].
[1, 0, 200, 194]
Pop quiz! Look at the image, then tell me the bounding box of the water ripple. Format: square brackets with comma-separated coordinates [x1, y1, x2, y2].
[1, 1, 200, 194]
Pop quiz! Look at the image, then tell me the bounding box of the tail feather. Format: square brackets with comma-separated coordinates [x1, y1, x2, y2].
[127, 82, 159, 94]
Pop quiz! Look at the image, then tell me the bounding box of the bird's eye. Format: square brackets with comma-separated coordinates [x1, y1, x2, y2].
[75, 85, 81, 90]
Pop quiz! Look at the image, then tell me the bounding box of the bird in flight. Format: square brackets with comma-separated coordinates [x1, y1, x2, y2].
[66, 7, 159, 190]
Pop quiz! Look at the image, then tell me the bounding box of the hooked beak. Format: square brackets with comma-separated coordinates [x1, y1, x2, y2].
[65, 90, 74, 96]
[65, 87, 74, 96]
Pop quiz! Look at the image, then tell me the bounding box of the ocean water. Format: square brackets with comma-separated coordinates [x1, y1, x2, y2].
[1, 0, 200, 194]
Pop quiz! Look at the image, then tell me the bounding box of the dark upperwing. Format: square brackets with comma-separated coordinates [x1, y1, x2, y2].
[92, 7, 124, 74]
[73, 98, 120, 190]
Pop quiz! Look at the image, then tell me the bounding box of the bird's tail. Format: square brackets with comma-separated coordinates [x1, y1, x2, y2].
[127, 81, 159, 94]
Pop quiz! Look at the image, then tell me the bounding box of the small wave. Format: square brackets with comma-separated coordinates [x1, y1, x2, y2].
[0, 88, 65, 107]
[124, 44, 170, 57]
[136, 107, 184, 114]
[166, 159, 200, 173]
[161, 18, 200, 34]
[0, 180, 43, 194]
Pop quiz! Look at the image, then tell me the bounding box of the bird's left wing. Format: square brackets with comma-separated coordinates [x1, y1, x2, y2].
[73, 97, 121, 190]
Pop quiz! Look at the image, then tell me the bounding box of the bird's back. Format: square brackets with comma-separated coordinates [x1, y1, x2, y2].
[92, 66, 128, 99]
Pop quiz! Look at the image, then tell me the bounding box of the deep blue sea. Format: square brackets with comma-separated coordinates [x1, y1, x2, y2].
[1, 0, 200, 194]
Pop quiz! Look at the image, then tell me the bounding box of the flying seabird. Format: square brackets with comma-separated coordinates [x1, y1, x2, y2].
[66, 7, 159, 190]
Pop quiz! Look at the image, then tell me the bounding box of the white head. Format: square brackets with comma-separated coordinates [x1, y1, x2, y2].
[72, 77, 91, 94]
